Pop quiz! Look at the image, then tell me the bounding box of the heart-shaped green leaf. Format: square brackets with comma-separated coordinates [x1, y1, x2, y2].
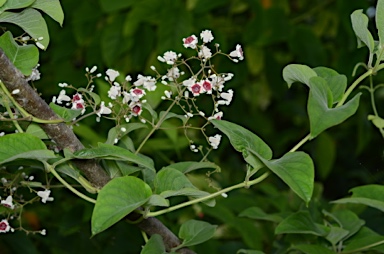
[91, 176, 152, 235]
[351, 9, 375, 52]
[282, 64, 317, 88]
[0, 31, 38, 75]
[177, 220, 217, 249]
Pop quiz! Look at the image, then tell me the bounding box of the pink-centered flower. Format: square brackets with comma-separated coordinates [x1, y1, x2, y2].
[201, 80, 212, 94]
[130, 88, 145, 102]
[130, 103, 142, 116]
[182, 35, 198, 49]
[0, 219, 10, 233]
[229, 44, 244, 61]
[190, 83, 202, 96]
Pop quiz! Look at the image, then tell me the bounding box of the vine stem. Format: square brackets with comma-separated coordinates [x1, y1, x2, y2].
[43, 161, 96, 204]
[146, 172, 270, 217]
[0, 81, 63, 124]
[135, 97, 178, 154]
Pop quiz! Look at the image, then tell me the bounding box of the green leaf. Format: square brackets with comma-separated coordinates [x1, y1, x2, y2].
[49, 102, 82, 122]
[0, 0, 6, 8]
[162, 161, 220, 174]
[332, 184, 384, 212]
[1, 149, 56, 164]
[324, 209, 365, 241]
[154, 168, 195, 194]
[239, 206, 283, 223]
[257, 152, 314, 205]
[73, 143, 155, 172]
[177, 220, 217, 249]
[0, 8, 49, 49]
[0, 31, 39, 75]
[275, 210, 328, 236]
[351, 9, 375, 52]
[313, 67, 347, 104]
[30, 0, 64, 26]
[91, 176, 152, 235]
[210, 119, 272, 169]
[376, 0, 384, 47]
[325, 226, 350, 245]
[0, 133, 54, 164]
[105, 123, 147, 145]
[0, 0, 35, 13]
[307, 76, 361, 139]
[25, 123, 49, 139]
[141, 234, 166, 254]
[343, 227, 384, 252]
[144, 194, 169, 208]
[290, 244, 336, 254]
[282, 64, 317, 88]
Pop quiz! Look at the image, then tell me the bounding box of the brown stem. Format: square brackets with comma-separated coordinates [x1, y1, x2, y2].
[0, 48, 195, 253]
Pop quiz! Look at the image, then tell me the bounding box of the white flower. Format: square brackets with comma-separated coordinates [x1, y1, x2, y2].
[0, 219, 10, 233]
[26, 64, 41, 81]
[218, 89, 234, 105]
[182, 77, 196, 87]
[90, 66, 97, 73]
[12, 89, 20, 94]
[130, 88, 146, 102]
[158, 51, 178, 65]
[209, 134, 222, 149]
[189, 83, 202, 96]
[58, 83, 68, 87]
[108, 84, 121, 99]
[97, 101, 112, 117]
[130, 102, 142, 116]
[40, 229, 46, 235]
[208, 111, 223, 120]
[200, 30, 214, 43]
[1, 196, 14, 209]
[166, 67, 180, 81]
[209, 74, 225, 92]
[122, 91, 131, 104]
[229, 44, 244, 61]
[164, 90, 172, 98]
[134, 75, 157, 91]
[182, 35, 198, 49]
[106, 69, 120, 82]
[37, 189, 54, 203]
[198, 46, 212, 61]
[56, 90, 71, 104]
[36, 42, 45, 50]
[125, 75, 132, 82]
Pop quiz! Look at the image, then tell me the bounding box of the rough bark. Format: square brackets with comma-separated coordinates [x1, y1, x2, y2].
[0, 48, 195, 253]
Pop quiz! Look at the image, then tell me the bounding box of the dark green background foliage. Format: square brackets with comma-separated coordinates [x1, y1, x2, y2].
[2, 0, 384, 253]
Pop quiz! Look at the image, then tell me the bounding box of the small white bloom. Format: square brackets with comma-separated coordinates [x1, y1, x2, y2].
[200, 30, 214, 43]
[186, 112, 194, 118]
[56, 90, 71, 104]
[121, 127, 127, 132]
[1, 196, 14, 209]
[218, 89, 234, 105]
[0, 132, 4, 137]
[182, 77, 196, 87]
[150, 66, 156, 71]
[97, 101, 112, 117]
[40, 229, 46, 235]
[114, 138, 118, 144]
[37, 189, 54, 203]
[208, 111, 223, 120]
[36, 42, 45, 50]
[164, 90, 172, 98]
[58, 83, 68, 87]
[229, 44, 244, 60]
[90, 66, 97, 73]
[161, 51, 178, 64]
[106, 69, 120, 82]
[107, 84, 121, 99]
[198, 46, 212, 60]
[198, 111, 205, 117]
[209, 134, 222, 149]
[11, 89, 20, 94]
[125, 75, 132, 82]
[221, 193, 228, 198]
